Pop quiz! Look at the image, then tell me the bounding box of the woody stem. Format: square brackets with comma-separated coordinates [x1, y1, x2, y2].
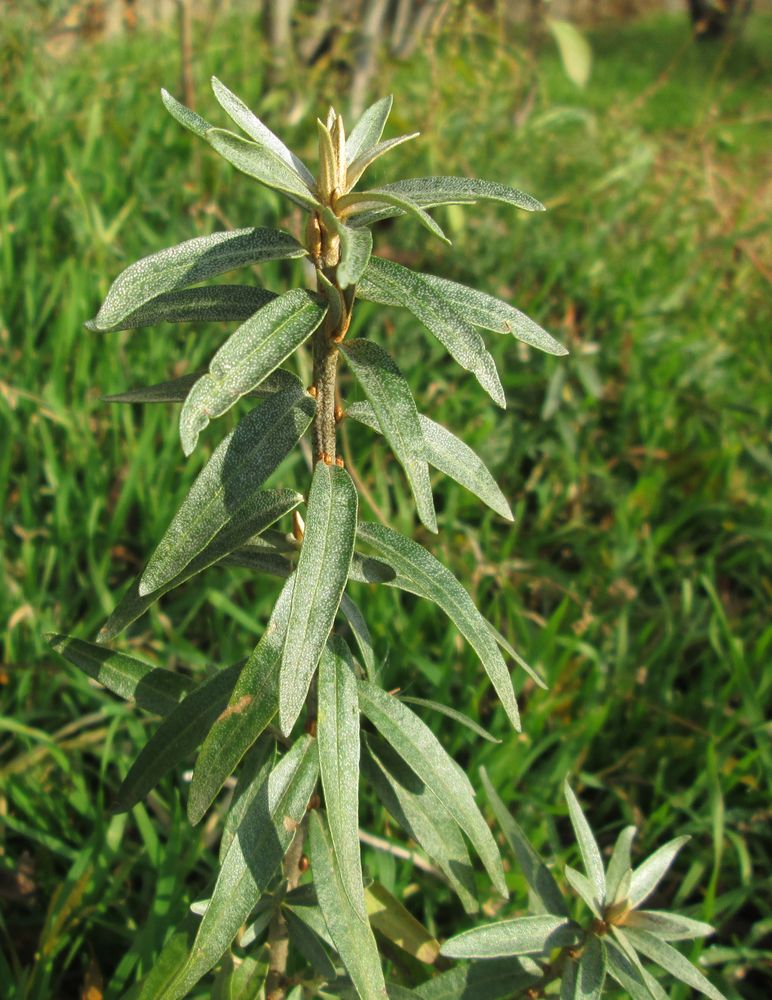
[265, 817, 308, 1000]
[311, 314, 339, 464]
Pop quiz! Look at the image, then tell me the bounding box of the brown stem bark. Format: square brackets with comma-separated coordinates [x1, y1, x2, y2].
[311, 321, 339, 464]
[265, 817, 308, 1000]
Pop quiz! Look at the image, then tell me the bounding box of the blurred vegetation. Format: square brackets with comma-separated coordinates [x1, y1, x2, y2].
[1, 5, 770, 998]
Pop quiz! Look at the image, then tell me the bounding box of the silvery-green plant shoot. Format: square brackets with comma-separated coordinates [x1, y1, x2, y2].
[48, 80, 727, 1000]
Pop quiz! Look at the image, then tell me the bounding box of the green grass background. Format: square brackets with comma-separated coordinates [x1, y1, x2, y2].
[1, 6, 770, 998]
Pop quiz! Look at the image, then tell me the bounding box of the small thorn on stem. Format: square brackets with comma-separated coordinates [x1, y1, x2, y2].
[334, 404, 345, 422]
[307, 793, 321, 811]
[321, 451, 334, 465]
[335, 456, 345, 468]
[305, 718, 318, 737]
[307, 385, 318, 398]
[298, 855, 309, 873]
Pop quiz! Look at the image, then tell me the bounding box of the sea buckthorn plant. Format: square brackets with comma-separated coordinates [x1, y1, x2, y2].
[49, 80, 727, 1000]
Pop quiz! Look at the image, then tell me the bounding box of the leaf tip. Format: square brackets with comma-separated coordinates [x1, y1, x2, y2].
[181, 436, 197, 458]
[179, 411, 201, 456]
[109, 796, 130, 815]
[187, 796, 205, 827]
[84, 318, 99, 332]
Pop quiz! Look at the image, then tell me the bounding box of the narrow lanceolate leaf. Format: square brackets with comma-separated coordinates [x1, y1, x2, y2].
[279, 463, 358, 736]
[331, 111, 346, 191]
[358, 258, 505, 408]
[90, 228, 305, 331]
[338, 189, 450, 245]
[349, 177, 545, 227]
[628, 836, 690, 909]
[337, 222, 374, 290]
[357, 522, 521, 731]
[358, 683, 507, 896]
[611, 868, 632, 911]
[566, 936, 606, 1000]
[104, 367, 298, 405]
[605, 936, 668, 1000]
[218, 735, 276, 863]
[284, 908, 338, 980]
[308, 811, 388, 1000]
[87, 285, 276, 333]
[561, 958, 579, 999]
[487, 620, 547, 689]
[401, 697, 500, 744]
[47, 634, 191, 716]
[163, 737, 319, 1000]
[188, 576, 296, 824]
[345, 95, 393, 165]
[179, 290, 326, 454]
[223, 547, 292, 579]
[611, 925, 657, 991]
[605, 825, 637, 904]
[420, 273, 568, 356]
[317, 639, 366, 920]
[128, 913, 199, 1000]
[347, 401, 513, 521]
[206, 128, 321, 210]
[413, 959, 539, 1000]
[210, 76, 315, 187]
[565, 865, 602, 918]
[564, 781, 606, 907]
[99, 489, 301, 641]
[161, 88, 213, 138]
[478, 767, 568, 916]
[316, 119, 337, 201]
[319, 207, 373, 289]
[363, 735, 479, 914]
[140, 383, 314, 596]
[219, 948, 271, 999]
[365, 881, 440, 964]
[340, 341, 436, 533]
[620, 928, 726, 1000]
[349, 552, 397, 584]
[339, 593, 377, 681]
[113, 663, 242, 813]
[441, 915, 579, 959]
[624, 910, 714, 941]
[346, 133, 420, 190]
[283, 893, 336, 949]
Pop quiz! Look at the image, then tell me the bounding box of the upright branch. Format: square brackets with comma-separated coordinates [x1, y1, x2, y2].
[56, 80, 730, 1000]
[306, 108, 353, 466]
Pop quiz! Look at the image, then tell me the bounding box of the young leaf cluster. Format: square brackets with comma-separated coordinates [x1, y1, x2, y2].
[437, 774, 727, 1000]
[48, 79, 726, 1000]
